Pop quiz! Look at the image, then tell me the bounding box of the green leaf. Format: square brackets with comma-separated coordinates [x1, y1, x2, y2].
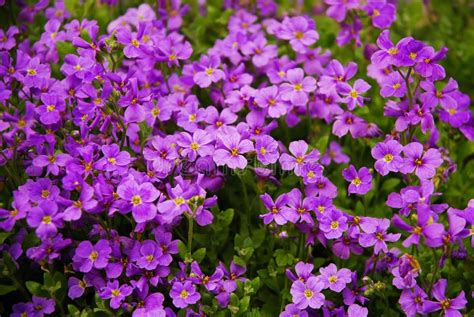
[3, 251, 17, 274]
[0, 284, 17, 295]
[178, 241, 187, 260]
[26, 281, 43, 295]
[0, 231, 12, 244]
[192, 248, 206, 263]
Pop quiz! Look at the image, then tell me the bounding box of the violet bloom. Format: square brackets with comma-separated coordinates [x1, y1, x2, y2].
[134, 240, 163, 270]
[280, 303, 308, 317]
[31, 296, 55, 317]
[318, 263, 352, 292]
[193, 55, 225, 88]
[325, 0, 359, 22]
[260, 193, 290, 225]
[342, 165, 372, 195]
[32, 151, 70, 176]
[117, 179, 160, 223]
[280, 68, 316, 106]
[281, 188, 315, 224]
[73, 239, 111, 273]
[420, 78, 458, 109]
[290, 276, 325, 309]
[423, 279, 467, 317]
[300, 163, 324, 185]
[359, 218, 401, 254]
[364, 0, 396, 29]
[27, 201, 62, 239]
[392, 209, 444, 248]
[320, 141, 350, 166]
[132, 292, 165, 317]
[279, 140, 320, 176]
[255, 86, 287, 118]
[401, 142, 443, 179]
[255, 135, 279, 165]
[399, 285, 428, 317]
[143, 135, 178, 177]
[213, 129, 254, 169]
[170, 281, 201, 308]
[177, 130, 215, 161]
[279, 16, 319, 53]
[319, 208, 348, 239]
[95, 144, 132, 172]
[100, 280, 133, 309]
[240, 35, 277, 68]
[371, 30, 408, 68]
[332, 112, 367, 138]
[380, 72, 407, 98]
[414, 46, 447, 80]
[347, 304, 368, 317]
[337, 79, 371, 110]
[63, 184, 98, 221]
[36, 94, 66, 125]
[11, 303, 34, 317]
[371, 139, 404, 176]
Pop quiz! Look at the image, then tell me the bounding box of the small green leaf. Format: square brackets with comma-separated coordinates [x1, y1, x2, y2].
[178, 241, 187, 260]
[26, 281, 43, 295]
[193, 248, 206, 263]
[0, 284, 17, 295]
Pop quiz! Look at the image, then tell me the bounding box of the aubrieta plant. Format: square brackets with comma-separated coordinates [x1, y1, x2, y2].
[0, 0, 473, 316]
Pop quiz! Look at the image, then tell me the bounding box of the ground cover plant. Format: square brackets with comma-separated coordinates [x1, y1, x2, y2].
[0, 0, 474, 316]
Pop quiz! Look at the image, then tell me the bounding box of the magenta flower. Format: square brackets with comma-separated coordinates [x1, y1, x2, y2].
[318, 263, 352, 292]
[214, 129, 254, 169]
[325, 0, 359, 22]
[73, 239, 111, 273]
[423, 279, 467, 317]
[260, 193, 290, 225]
[100, 280, 133, 309]
[27, 201, 62, 239]
[332, 112, 367, 138]
[241, 35, 277, 67]
[279, 140, 320, 176]
[35, 94, 66, 125]
[31, 296, 55, 317]
[95, 144, 132, 172]
[255, 86, 287, 118]
[279, 16, 319, 53]
[281, 188, 315, 224]
[399, 285, 428, 317]
[133, 240, 164, 270]
[337, 79, 371, 110]
[255, 135, 279, 165]
[280, 68, 316, 106]
[364, 1, 396, 29]
[380, 72, 407, 98]
[177, 130, 215, 161]
[342, 165, 372, 195]
[170, 281, 201, 308]
[371, 139, 404, 176]
[319, 208, 348, 239]
[193, 55, 225, 88]
[359, 218, 401, 254]
[117, 179, 160, 223]
[321, 141, 350, 166]
[401, 142, 443, 179]
[290, 276, 325, 309]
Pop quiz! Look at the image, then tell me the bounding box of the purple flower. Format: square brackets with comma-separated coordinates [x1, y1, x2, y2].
[27, 201, 62, 238]
[11, 302, 34, 317]
[332, 112, 367, 138]
[260, 193, 290, 225]
[347, 304, 368, 317]
[279, 140, 320, 176]
[117, 179, 160, 223]
[359, 218, 401, 254]
[63, 184, 97, 221]
[337, 79, 371, 110]
[300, 163, 324, 185]
[73, 239, 111, 273]
[35, 94, 66, 125]
[380, 72, 407, 98]
[31, 296, 55, 317]
[279, 16, 319, 53]
[342, 165, 372, 195]
[371, 139, 404, 176]
[241, 35, 277, 67]
[255, 85, 287, 118]
[290, 276, 325, 309]
[100, 280, 133, 309]
[325, 0, 359, 22]
[401, 142, 443, 179]
[95, 144, 132, 172]
[193, 55, 225, 88]
[371, 30, 408, 68]
[214, 129, 254, 169]
[399, 285, 428, 317]
[319, 209, 348, 239]
[423, 279, 467, 316]
[255, 135, 279, 165]
[280, 68, 316, 106]
[280, 303, 308, 317]
[392, 209, 444, 247]
[170, 281, 201, 308]
[281, 188, 315, 224]
[177, 130, 215, 161]
[364, 1, 396, 29]
[318, 263, 352, 292]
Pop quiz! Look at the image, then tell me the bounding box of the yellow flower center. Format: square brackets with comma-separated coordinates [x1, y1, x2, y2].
[448, 108, 456, 115]
[383, 154, 393, 163]
[295, 31, 304, 39]
[188, 114, 196, 122]
[131, 39, 140, 47]
[414, 158, 423, 166]
[413, 226, 422, 235]
[205, 68, 214, 76]
[111, 289, 121, 297]
[271, 206, 279, 214]
[372, 9, 380, 17]
[42, 215, 52, 224]
[190, 142, 200, 150]
[46, 104, 55, 112]
[330, 221, 339, 229]
[27, 69, 37, 75]
[392, 83, 401, 89]
[174, 197, 185, 206]
[151, 108, 160, 116]
[131, 195, 142, 206]
[409, 52, 417, 60]
[352, 177, 361, 186]
[146, 254, 154, 262]
[307, 171, 315, 179]
[349, 90, 358, 98]
[41, 190, 50, 198]
[388, 47, 398, 55]
[89, 251, 98, 260]
[303, 289, 313, 298]
[180, 290, 189, 298]
[440, 299, 450, 310]
[259, 147, 266, 155]
[294, 83, 302, 91]
[74, 64, 82, 71]
[107, 157, 116, 165]
[231, 147, 239, 156]
[328, 275, 338, 283]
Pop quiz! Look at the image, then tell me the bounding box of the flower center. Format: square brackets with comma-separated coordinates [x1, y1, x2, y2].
[231, 147, 239, 156]
[152, 108, 160, 116]
[42, 215, 52, 224]
[330, 221, 339, 229]
[271, 206, 279, 214]
[216, 120, 223, 127]
[131, 39, 140, 47]
[440, 299, 450, 310]
[372, 9, 380, 17]
[448, 108, 456, 115]
[414, 158, 423, 166]
[107, 157, 117, 165]
[376, 232, 384, 240]
[89, 251, 98, 260]
[111, 289, 121, 297]
[297, 207, 306, 214]
[146, 254, 154, 262]
[27, 68, 37, 75]
[296, 156, 304, 164]
[317, 205, 325, 213]
[41, 189, 50, 198]
[328, 275, 338, 283]
[409, 52, 417, 60]
[205, 68, 214, 76]
[46, 104, 55, 112]
[295, 31, 304, 39]
[74, 64, 82, 71]
[180, 290, 189, 298]
[388, 47, 398, 55]
[190, 142, 200, 150]
[392, 83, 401, 89]
[414, 296, 422, 304]
[383, 154, 393, 163]
[188, 114, 196, 122]
[132, 195, 142, 206]
[169, 53, 177, 60]
[294, 83, 302, 91]
[174, 197, 185, 206]
[413, 226, 422, 235]
[349, 90, 358, 98]
[352, 177, 361, 186]
[303, 289, 313, 299]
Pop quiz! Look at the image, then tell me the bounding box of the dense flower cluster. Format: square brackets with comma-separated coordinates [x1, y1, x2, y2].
[0, 0, 473, 316]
